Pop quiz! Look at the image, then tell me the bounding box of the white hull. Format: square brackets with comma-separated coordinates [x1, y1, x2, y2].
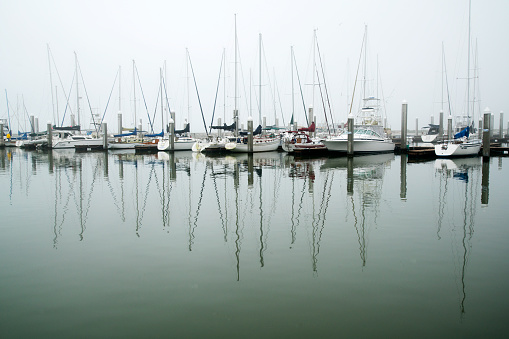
[323, 137, 394, 153]
[227, 138, 280, 153]
[434, 139, 481, 157]
[108, 142, 142, 149]
[421, 134, 438, 143]
[52, 137, 104, 149]
[157, 138, 195, 151]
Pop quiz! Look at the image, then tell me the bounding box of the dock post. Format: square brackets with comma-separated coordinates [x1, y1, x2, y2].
[478, 117, 483, 139]
[262, 116, 266, 134]
[347, 113, 354, 156]
[234, 109, 239, 137]
[169, 118, 174, 151]
[102, 123, 108, 150]
[217, 118, 222, 138]
[118, 112, 122, 135]
[30, 116, 35, 134]
[483, 107, 491, 158]
[46, 122, 52, 149]
[400, 154, 407, 200]
[431, 115, 434, 125]
[490, 113, 495, 139]
[247, 116, 253, 153]
[481, 158, 490, 205]
[35, 118, 39, 133]
[0, 123, 4, 147]
[415, 118, 418, 138]
[439, 110, 444, 141]
[138, 119, 142, 139]
[401, 101, 408, 152]
[499, 111, 504, 138]
[447, 115, 452, 140]
[275, 118, 279, 130]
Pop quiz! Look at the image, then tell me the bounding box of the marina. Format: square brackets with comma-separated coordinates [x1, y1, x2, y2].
[1, 148, 509, 337]
[2, 0, 509, 337]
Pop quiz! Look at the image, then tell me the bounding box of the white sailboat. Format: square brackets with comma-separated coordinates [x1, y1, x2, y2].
[227, 33, 280, 153]
[324, 26, 394, 154]
[158, 55, 196, 152]
[435, 0, 481, 157]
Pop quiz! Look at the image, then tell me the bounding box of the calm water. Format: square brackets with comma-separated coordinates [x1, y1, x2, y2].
[1, 148, 508, 338]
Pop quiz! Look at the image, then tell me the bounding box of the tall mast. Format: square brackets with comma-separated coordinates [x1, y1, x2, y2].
[259, 33, 262, 125]
[234, 14, 238, 137]
[312, 29, 316, 110]
[223, 47, 226, 122]
[291, 46, 294, 122]
[186, 48, 190, 120]
[441, 42, 444, 112]
[75, 52, 80, 127]
[47, 44, 55, 124]
[119, 66, 121, 112]
[363, 25, 367, 101]
[160, 67, 164, 132]
[467, 0, 471, 122]
[133, 60, 136, 127]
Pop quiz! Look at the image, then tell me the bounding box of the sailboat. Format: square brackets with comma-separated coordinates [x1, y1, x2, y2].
[323, 26, 394, 154]
[435, 0, 481, 157]
[52, 53, 105, 149]
[226, 33, 280, 153]
[158, 54, 197, 152]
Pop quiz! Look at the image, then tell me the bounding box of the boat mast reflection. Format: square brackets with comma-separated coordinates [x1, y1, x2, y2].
[435, 157, 481, 317]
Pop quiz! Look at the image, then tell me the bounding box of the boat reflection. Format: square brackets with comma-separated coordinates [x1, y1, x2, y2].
[434, 156, 481, 317]
[321, 153, 395, 267]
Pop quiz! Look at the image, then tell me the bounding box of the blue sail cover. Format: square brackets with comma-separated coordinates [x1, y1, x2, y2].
[114, 128, 137, 138]
[454, 126, 470, 139]
[145, 130, 164, 138]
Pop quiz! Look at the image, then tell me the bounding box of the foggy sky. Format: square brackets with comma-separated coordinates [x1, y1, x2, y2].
[1, 0, 508, 133]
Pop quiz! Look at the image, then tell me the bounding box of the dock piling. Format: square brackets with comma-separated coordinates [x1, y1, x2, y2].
[0, 123, 4, 147]
[439, 110, 444, 141]
[499, 111, 504, 138]
[247, 116, 253, 153]
[483, 107, 491, 158]
[447, 115, 452, 140]
[169, 118, 175, 151]
[102, 123, 108, 150]
[118, 112, 122, 135]
[347, 113, 354, 156]
[401, 101, 408, 152]
[47, 122, 52, 148]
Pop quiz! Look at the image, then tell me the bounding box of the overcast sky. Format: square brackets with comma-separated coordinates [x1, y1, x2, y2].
[1, 0, 508, 133]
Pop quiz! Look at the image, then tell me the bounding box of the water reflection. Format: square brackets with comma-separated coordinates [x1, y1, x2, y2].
[321, 153, 395, 266]
[434, 157, 481, 317]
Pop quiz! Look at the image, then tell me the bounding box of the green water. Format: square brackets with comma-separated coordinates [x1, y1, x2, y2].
[1, 148, 508, 338]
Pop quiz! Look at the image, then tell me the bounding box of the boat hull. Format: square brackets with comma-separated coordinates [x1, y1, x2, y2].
[434, 139, 481, 157]
[157, 138, 195, 151]
[323, 138, 395, 154]
[227, 138, 280, 153]
[52, 138, 104, 149]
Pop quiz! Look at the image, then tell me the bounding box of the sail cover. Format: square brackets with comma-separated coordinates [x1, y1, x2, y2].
[454, 126, 470, 139]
